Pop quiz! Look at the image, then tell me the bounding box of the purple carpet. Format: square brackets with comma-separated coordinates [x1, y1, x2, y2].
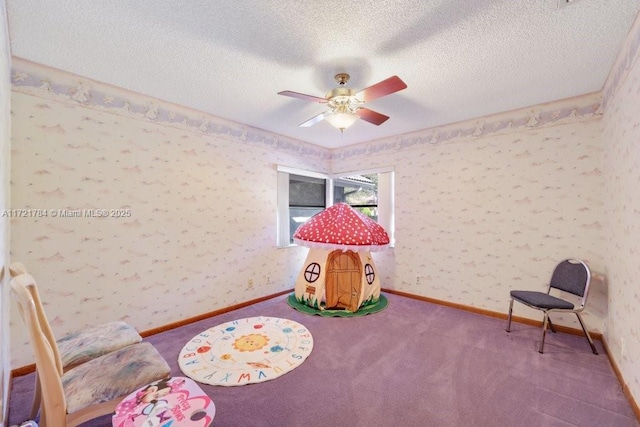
[8, 293, 638, 426]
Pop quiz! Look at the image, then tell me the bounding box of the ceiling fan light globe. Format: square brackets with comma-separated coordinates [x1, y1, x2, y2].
[326, 112, 359, 131]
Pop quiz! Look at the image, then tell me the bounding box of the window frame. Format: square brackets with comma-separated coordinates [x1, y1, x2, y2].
[277, 165, 394, 248]
[277, 166, 331, 247]
[331, 166, 395, 248]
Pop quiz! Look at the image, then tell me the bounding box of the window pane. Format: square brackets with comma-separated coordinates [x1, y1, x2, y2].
[334, 174, 378, 220]
[289, 206, 324, 243]
[353, 206, 378, 221]
[290, 174, 326, 207]
[289, 174, 326, 243]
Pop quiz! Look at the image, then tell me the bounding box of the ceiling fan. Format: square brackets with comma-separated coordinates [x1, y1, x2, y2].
[278, 73, 407, 132]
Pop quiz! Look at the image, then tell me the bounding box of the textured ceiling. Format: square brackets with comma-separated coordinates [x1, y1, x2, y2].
[6, 0, 640, 149]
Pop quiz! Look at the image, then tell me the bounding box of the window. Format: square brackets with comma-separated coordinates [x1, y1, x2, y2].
[304, 263, 321, 282]
[277, 166, 394, 247]
[333, 168, 395, 247]
[288, 174, 327, 242]
[334, 174, 378, 220]
[364, 263, 375, 284]
[277, 167, 330, 246]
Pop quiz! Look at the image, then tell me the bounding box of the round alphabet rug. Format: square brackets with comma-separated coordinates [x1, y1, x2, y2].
[178, 316, 313, 386]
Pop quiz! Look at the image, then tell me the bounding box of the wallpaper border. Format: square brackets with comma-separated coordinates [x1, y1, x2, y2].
[11, 57, 606, 162]
[10, 57, 329, 161]
[330, 93, 602, 161]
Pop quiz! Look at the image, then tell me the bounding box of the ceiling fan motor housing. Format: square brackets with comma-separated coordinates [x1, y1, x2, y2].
[334, 72, 350, 85]
[326, 87, 361, 114]
[325, 87, 355, 99]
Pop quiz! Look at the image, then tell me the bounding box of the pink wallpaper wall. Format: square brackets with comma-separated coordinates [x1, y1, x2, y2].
[9, 73, 328, 368]
[602, 12, 640, 408]
[1, 3, 12, 419]
[333, 105, 607, 332]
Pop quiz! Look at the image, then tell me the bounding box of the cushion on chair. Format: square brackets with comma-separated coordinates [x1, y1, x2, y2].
[510, 290, 574, 310]
[57, 320, 142, 368]
[62, 342, 171, 414]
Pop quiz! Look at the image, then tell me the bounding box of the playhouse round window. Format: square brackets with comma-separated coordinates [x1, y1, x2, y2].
[365, 264, 375, 284]
[304, 263, 321, 283]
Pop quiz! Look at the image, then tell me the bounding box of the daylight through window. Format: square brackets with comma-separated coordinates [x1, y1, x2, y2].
[277, 166, 394, 247]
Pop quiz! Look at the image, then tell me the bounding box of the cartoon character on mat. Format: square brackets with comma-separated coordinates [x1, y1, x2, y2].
[115, 378, 184, 426]
[114, 376, 216, 426]
[134, 378, 173, 422]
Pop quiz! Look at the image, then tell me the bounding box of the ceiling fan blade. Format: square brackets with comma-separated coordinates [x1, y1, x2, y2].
[299, 111, 329, 127]
[278, 90, 327, 103]
[356, 75, 407, 103]
[356, 108, 389, 126]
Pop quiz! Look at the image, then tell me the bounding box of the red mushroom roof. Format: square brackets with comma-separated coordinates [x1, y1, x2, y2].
[293, 202, 390, 252]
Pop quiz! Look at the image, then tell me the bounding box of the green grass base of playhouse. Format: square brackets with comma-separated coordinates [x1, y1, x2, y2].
[287, 293, 388, 317]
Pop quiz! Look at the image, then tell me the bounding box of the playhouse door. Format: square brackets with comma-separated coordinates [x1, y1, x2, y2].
[326, 250, 361, 311]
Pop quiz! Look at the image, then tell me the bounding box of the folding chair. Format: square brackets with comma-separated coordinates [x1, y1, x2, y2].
[506, 259, 598, 354]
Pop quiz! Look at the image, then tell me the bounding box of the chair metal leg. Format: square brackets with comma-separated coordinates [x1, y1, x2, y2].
[575, 312, 598, 355]
[539, 312, 550, 353]
[547, 317, 557, 333]
[506, 298, 514, 332]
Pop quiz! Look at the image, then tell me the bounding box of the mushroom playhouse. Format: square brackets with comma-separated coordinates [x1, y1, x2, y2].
[288, 203, 390, 316]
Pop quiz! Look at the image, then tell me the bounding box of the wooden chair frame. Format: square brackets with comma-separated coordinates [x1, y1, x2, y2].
[10, 271, 169, 426]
